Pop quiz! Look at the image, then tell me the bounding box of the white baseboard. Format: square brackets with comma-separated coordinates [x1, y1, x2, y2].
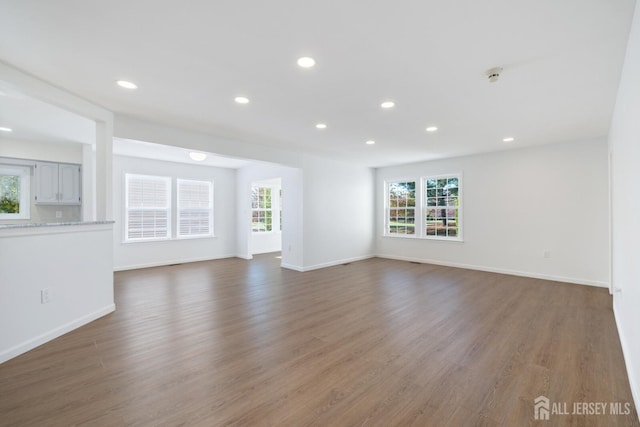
[613, 301, 640, 423]
[281, 262, 304, 272]
[235, 253, 253, 260]
[0, 304, 116, 364]
[375, 254, 609, 288]
[114, 254, 237, 271]
[283, 255, 375, 272]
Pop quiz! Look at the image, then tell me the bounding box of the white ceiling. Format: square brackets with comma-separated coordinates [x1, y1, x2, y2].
[0, 0, 636, 167]
[0, 80, 95, 145]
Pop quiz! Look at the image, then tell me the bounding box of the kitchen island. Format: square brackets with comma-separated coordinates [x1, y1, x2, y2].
[0, 221, 115, 363]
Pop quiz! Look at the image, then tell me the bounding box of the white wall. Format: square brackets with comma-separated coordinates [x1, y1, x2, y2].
[0, 224, 115, 363]
[609, 1, 640, 415]
[236, 163, 303, 269]
[113, 155, 237, 270]
[302, 156, 375, 270]
[0, 139, 83, 224]
[0, 138, 83, 163]
[376, 138, 610, 287]
[117, 115, 375, 272]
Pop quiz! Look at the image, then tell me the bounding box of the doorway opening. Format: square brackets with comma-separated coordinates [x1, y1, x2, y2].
[250, 178, 282, 255]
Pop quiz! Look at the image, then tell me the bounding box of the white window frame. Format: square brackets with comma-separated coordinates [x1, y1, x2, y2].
[251, 186, 280, 233]
[384, 173, 463, 242]
[124, 173, 172, 242]
[0, 165, 31, 220]
[251, 185, 276, 234]
[177, 179, 214, 239]
[385, 179, 418, 237]
[423, 173, 463, 241]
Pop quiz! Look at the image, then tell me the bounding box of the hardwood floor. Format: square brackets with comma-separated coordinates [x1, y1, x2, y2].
[0, 254, 637, 426]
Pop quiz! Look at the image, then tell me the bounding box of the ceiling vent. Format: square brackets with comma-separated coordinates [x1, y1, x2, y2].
[486, 67, 503, 83]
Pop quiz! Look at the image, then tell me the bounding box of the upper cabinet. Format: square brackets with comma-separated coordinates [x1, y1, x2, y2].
[35, 161, 82, 205]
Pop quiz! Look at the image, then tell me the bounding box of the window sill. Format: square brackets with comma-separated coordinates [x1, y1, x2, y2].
[176, 234, 216, 240]
[382, 234, 464, 243]
[122, 235, 217, 244]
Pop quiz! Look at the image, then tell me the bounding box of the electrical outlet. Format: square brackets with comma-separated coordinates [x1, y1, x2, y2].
[543, 250, 551, 259]
[56, 211, 62, 218]
[41, 288, 51, 304]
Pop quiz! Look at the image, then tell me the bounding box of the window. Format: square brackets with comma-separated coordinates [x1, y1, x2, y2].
[177, 179, 213, 238]
[425, 175, 460, 238]
[385, 174, 462, 241]
[0, 165, 30, 220]
[279, 188, 282, 231]
[251, 186, 273, 232]
[387, 181, 416, 235]
[125, 174, 171, 241]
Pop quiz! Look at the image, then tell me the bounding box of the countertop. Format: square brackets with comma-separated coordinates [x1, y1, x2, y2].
[0, 220, 115, 229]
[0, 221, 115, 237]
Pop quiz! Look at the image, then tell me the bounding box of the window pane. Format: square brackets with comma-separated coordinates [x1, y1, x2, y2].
[0, 175, 20, 214]
[387, 181, 417, 235]
[422, 174, 462, 240]
[178, 179, 213, 238]
[125, 174, 171, 241]
[252, 186, 275, 233]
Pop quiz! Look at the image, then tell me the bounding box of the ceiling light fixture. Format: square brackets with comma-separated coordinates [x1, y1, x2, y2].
[486, 67, 503, 83]
[116, 80, 138, 89]
[234, 96, 250, 104]
[425, 126, 438, 132]
[366, 140, 375, 145]
[315, 123, 327, 129]
[189, 152, 207, 161]
[381, 101, 395, 109]
[503, 137, 515, 142]
[297, 57, 316, 68]
[0, 127, 13, 132]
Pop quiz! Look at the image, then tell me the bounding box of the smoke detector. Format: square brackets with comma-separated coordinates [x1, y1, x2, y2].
[486, 67, 503, 83]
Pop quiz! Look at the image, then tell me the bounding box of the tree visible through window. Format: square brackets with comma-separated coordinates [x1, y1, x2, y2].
[388, 181, 416, 235]
[385, 174, 462, 240]
[0, 176, 19, 213]
[425, 176, 460, 238]
[251, 187, 273, 232]
[0, 165, 30, 219]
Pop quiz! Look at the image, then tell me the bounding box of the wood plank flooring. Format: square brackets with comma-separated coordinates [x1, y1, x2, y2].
[0, 254, 637, 426]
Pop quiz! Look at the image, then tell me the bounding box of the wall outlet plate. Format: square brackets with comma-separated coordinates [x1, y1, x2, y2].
[41, 288, 51, 304]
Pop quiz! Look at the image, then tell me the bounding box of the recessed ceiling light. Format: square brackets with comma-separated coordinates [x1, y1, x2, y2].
[503, 137, 515, 142]
[0, 126, 13, 132]
[297, 57, 316, 68]
[116, 80, 138, 89]
[315, 123, 327, 129]
[189, 152, 207, 161]
[425, 126, 438, 132]
[366, 140, 375, 145]
[234, 96, 250, 104]
[381, 101, 395, 109]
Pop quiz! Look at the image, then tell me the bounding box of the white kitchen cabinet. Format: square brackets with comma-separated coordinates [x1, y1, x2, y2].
[35, 161, 82, 205]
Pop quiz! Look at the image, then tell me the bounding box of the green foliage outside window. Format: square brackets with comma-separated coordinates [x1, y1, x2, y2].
[0, 175, 20, 214]
[251, 187, 273, 232]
